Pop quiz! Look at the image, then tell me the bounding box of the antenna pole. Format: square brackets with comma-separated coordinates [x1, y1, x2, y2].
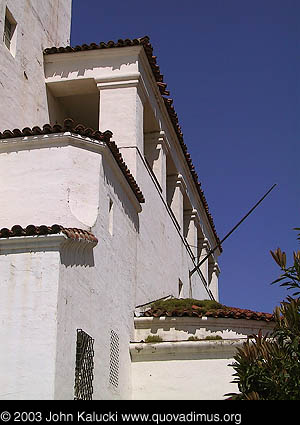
[189, 183, 277, 277]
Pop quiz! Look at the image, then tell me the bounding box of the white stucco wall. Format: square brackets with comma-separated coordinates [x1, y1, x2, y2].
[134, 150, 210, 304]
[131, 341, 240, 400]
[0, 133, 141, 230]
[54, 157, 139, 400]
[0, 135, 100, 229]
[132, 358, 236, 400]
[0, 237, 62, 400]
[0, 0, 72, 130]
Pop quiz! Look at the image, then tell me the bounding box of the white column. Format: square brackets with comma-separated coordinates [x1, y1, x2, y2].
[97, 78, 146, 178]
[197, 237, 210, 285]
[209, 263, 220, 301]
[144, 131, 167, 199]
[167, 174, 185, 231]
[183, 209, 199, 259]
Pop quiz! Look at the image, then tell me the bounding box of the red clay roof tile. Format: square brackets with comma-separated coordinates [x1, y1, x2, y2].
[143, 305, 274, 322]
[0, 224, 98, 244]
[43, 36, 221, 250]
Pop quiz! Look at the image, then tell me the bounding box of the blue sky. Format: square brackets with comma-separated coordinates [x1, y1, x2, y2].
[71, 0, 299, 313]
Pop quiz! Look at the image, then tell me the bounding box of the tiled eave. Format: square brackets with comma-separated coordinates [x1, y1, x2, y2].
[0, 118, 145, 205]
[43, 36, 221, 251]
[0, 224, 98, 245]
[141, 306, 274, 322]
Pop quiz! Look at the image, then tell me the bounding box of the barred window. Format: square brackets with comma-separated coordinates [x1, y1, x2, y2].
[74, 329, 95, 400]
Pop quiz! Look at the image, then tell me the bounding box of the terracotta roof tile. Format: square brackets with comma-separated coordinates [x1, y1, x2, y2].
[43, 36, 221, 250]
[0, 118, 145, 204]
[142, 305, 274, 322]
[0, 224, 98, 244]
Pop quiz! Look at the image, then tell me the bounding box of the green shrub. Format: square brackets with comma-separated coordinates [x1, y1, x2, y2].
[151, 298, 223, 312]
[188, 335, 223, 341]
[144, 335, 163, 343]
[227, 229, 300, 400]
[188, 336, 200, 341]
[204, 335, 223, 340]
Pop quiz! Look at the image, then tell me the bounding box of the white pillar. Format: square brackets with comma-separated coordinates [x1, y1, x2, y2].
[198, 237, 210, 285]
[144, 131, 167, 199]
[167, 174, 185, 232]
[184, 209, 198, 259]
[97, 78, 145, 178]
[210, 263, 220, 301]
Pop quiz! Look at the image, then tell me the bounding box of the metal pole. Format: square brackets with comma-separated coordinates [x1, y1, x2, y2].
[189, 183, 277, 277]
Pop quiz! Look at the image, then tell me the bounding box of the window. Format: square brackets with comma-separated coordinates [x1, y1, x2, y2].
[108, 198, 114, 236]
[178, 279, 183, 298]
[74, 329, 95, 400]
[3, 8, 17, 56]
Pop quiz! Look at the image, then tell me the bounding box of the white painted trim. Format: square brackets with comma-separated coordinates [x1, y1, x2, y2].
[0, 234, 67, 253]
[0, 132, 106, 154]
[96, 72, 148, 106]
[44, 46, 143, 63]
[134, 316, 275, 332]
[0, 233, 98, 256]
[130, 339, 245, 361]
[97, 79, 140, 90]
[95, 72, 141, 85]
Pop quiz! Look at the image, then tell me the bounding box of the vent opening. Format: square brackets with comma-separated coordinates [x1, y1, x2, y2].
[3, 7, 17, 56]
[109, 330, 120, 389]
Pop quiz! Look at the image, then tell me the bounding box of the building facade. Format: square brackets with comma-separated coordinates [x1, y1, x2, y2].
[0, 0, 224, 399]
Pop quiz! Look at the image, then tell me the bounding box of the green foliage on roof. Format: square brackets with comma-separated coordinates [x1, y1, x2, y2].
[204, 335, 223, 340]
[145, 335, 163, 343]
[150, 298, 223, 312]
[188, 335, 223, 341]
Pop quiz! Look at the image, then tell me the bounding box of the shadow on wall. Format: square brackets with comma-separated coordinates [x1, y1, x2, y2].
[60, 243, 95, 267]
[147, 318, 274, 339]
[102, 159, 140, 233]
[44, 56, 133, 80]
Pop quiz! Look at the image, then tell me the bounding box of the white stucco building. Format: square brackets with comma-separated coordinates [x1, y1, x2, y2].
[0, 0, 274, 400]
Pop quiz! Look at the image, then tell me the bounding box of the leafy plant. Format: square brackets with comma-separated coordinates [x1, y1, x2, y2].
[270, 243, 300, 296]
[204, 335, 223, 341]
[150, 298, 223, 312]
[188, 336, 200, 341]
[144, 335, 163, 343]
[226, 229, 300, 400]
[188, 334, 222, 341]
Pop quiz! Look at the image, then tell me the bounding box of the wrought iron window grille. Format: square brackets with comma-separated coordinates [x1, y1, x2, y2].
[74, 329, 95, 400]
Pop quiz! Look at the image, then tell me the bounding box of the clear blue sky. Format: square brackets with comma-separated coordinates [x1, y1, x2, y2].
[71, 0, 300, 313]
